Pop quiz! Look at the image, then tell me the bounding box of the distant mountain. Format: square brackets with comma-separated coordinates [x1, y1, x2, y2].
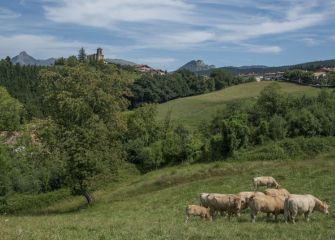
[179, 60, 216, 72]
[236, 65, 268, 70]
[105, 58, 137, 66]
[195, 59, 335, 76]
[11, 52, 55, 66]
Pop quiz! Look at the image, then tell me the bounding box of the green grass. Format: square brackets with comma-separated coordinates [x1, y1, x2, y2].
[157, 81, 320, 128]
[1, 148, 334, 240]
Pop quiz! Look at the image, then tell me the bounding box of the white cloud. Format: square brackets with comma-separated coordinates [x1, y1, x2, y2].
[0, 7, 21, 19]
[0, 34, 123, 59]
[241, 44, 282, 54]
[217, 12, 326, 42]
[301, 37, 321, 46]
[135, 31, 215, 50]
[40, 0, 335, 53]
[44, 0, 195, 28]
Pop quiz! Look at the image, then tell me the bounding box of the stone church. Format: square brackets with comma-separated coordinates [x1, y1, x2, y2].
[87, 48, 104, 62]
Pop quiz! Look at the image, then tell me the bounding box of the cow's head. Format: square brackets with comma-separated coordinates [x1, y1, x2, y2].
[234, 197, 244, 211]
[316, 200, 330, 215]
[322, 202, 330, 215]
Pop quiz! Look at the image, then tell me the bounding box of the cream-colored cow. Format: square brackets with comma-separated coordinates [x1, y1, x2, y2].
[185, 205, 212, 223]
[252, 176, 280, 190]
[284, 194, 329, 224]
[249, 194, 285, 223]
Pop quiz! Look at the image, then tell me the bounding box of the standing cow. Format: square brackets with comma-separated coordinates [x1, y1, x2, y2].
[249, 194, 285, 223]
[207, 194, 244, 220]
[284, 194, 329, 224]
[237, 191, 265, 210]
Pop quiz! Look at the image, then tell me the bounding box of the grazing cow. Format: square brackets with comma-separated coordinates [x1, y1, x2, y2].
[237, 191, 265, 210]
[252, 176, 280, 190]
[207, 194, 244, 219]
[199, 193, 226, 208]
[249, 194, 285, 223]
[284, 194, 329, 224]
[185, 205, 212, 223]
[264, 188, 290, 198]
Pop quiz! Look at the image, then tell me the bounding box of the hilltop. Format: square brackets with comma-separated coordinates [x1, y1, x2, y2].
[179, 60, 216, 72]
[11, 51, 55, 66]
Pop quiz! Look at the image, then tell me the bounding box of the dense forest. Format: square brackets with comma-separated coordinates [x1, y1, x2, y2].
[0, 56, 335, 208]
[130, 69, 255, 107]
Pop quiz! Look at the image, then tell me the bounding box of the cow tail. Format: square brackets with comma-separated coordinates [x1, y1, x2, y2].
[284, 198, 289, 222]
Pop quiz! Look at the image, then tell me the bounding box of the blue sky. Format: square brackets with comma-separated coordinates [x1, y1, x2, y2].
[1, 0, 335, 70]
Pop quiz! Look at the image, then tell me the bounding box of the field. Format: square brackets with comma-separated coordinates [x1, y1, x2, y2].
[1, 147, 334, 240]
[157, 81, 320, 128]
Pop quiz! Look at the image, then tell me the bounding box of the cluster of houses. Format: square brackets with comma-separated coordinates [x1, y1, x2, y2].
[133, 64, 166, 75]
[239, 72, 285, 82]
[313, 67, 335, 78]
[239, 67, 335, 83]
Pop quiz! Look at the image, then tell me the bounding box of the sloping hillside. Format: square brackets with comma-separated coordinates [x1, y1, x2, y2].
[156, 81, 320, 128]
[1, 146, 334, 240]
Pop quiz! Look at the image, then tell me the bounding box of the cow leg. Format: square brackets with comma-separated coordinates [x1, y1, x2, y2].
[274, 212, 278, 222]
[304, 212, 310, 222]
[185, 215, 189, 223]
[291, 213, 296, 224]
[251, 211, 257, 223]
[284, 210, 290, 224]
[209, 208, 215, 219]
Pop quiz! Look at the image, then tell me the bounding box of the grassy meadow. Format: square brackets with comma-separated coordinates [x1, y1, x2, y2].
[157, 81, 320, 128]
[1, 148, 334, 240]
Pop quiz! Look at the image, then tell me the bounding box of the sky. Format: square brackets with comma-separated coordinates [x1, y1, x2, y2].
[0, 0, 335, 71]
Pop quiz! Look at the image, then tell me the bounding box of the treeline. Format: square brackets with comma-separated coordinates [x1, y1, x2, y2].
[0, 58, 44, 119]
[130, 69, 255, 107]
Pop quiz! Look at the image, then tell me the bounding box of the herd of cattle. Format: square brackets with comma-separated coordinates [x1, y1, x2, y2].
[186, 176, 330, 224]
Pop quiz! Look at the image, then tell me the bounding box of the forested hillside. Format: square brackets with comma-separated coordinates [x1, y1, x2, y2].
[0, 56, 334, 210]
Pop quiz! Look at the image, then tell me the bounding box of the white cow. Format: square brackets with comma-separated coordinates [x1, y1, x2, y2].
[284, 194, 329, 224]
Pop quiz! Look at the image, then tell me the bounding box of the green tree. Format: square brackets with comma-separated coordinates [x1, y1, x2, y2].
[222, 116, 250, 155]
[255, 83, 286, 119]
[269, 115, 287, 140]
[66, 56, 79, 67]
[78, 47, 87, 62]
[287, 110, 321, 137]
[0, 145, 10, 202]
[0, 86, 23, 131]
[39, 66, 127, 204]
[210, 69, 234, 90]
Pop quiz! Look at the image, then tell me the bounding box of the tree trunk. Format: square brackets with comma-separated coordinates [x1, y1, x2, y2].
[83, 191, 94, 205]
